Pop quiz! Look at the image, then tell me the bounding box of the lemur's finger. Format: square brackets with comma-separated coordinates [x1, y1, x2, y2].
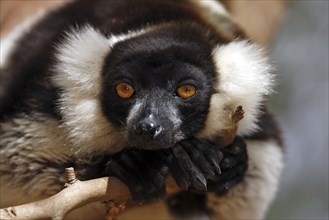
[172, 146, 207, 191]
[180, 141, 216, 179]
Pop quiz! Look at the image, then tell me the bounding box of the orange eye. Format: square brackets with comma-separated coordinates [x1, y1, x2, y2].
[116, 82, 135, 99]
[177, 84, 196, 99]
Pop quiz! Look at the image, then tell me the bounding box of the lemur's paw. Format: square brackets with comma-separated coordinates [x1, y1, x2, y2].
[105, 149, 168, 202]
[167, 137, 224, 192]
[207, 136, 248, 194]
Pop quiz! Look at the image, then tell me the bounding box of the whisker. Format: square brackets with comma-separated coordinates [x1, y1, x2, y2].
[107, 113, 125, 126]
[181, 105, 203, 121]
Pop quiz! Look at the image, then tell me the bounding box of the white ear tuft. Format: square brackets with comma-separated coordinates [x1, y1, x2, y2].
[52, 26, 110, 97]
[52, 26, 129, 155]
[200, 40, 274, 139]
[213, 40, 274, 98]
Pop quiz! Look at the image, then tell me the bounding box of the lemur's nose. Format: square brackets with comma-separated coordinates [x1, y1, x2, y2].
[136, 116, 162, 140]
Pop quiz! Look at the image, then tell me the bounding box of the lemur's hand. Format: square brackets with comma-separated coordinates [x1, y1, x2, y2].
[167, 136, 248, 194]
[104, 137, 224, 203]
[166, 137, 224, 191]
[207, 136, 248, 194]
[105, 141, 220, 202]
[105, 136, 247, 202]
[105, 149, 168, 202]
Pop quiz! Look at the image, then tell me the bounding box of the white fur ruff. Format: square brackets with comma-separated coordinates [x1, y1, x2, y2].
[200, 40, 274, 139]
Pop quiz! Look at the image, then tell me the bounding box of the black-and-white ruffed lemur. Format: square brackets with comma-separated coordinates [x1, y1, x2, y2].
[0, 0, 284, 219]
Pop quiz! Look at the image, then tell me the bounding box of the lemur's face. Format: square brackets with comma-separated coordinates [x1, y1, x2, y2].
[101, 32, 215, 149]
[53, 25, 272, 155]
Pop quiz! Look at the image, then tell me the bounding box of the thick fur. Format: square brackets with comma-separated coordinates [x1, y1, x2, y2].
[0, 0, 283, 219]
[52, 26, 128, 155]
[199, 40, 274, 139]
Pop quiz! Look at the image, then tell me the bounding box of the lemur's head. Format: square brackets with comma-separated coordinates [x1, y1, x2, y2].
[101, 24, 216, 149]
[53, 24, 273, 154]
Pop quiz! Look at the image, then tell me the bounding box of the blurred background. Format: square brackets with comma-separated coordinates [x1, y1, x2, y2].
[1, 0, 328, 219]
[267, 1, 328, 219]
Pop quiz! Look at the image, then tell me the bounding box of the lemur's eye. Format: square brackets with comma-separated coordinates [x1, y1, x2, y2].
[177, 84, 196, 99]
[116, 82, 135, 99]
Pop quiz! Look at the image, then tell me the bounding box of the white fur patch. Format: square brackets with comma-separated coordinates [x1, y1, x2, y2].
[52, 26, 148, 155]
[199, 40, 274, 139]
[207, 140, 284, 219]
[0, 116, 69, 207]
[166, 104, 185, 141]
[0, 11, 45, 68]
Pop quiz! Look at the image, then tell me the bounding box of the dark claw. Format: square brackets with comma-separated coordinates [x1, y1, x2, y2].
[206, 136, 248, 194]
[168, 135, 248, 194]
[181, 141, 216, 178]
[172, 146, 207, 191]
[164, 153, 189, 189]
[208, 156, 222, 175]
[168, 137, 226, 192]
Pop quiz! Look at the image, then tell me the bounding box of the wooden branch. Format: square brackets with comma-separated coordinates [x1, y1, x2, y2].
[219, 106, 244, 147]
[0, 168, 180, 220]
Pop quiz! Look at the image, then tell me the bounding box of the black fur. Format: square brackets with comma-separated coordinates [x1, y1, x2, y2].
[245, 105, 283, 147]
[0, 0, 254, 217]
